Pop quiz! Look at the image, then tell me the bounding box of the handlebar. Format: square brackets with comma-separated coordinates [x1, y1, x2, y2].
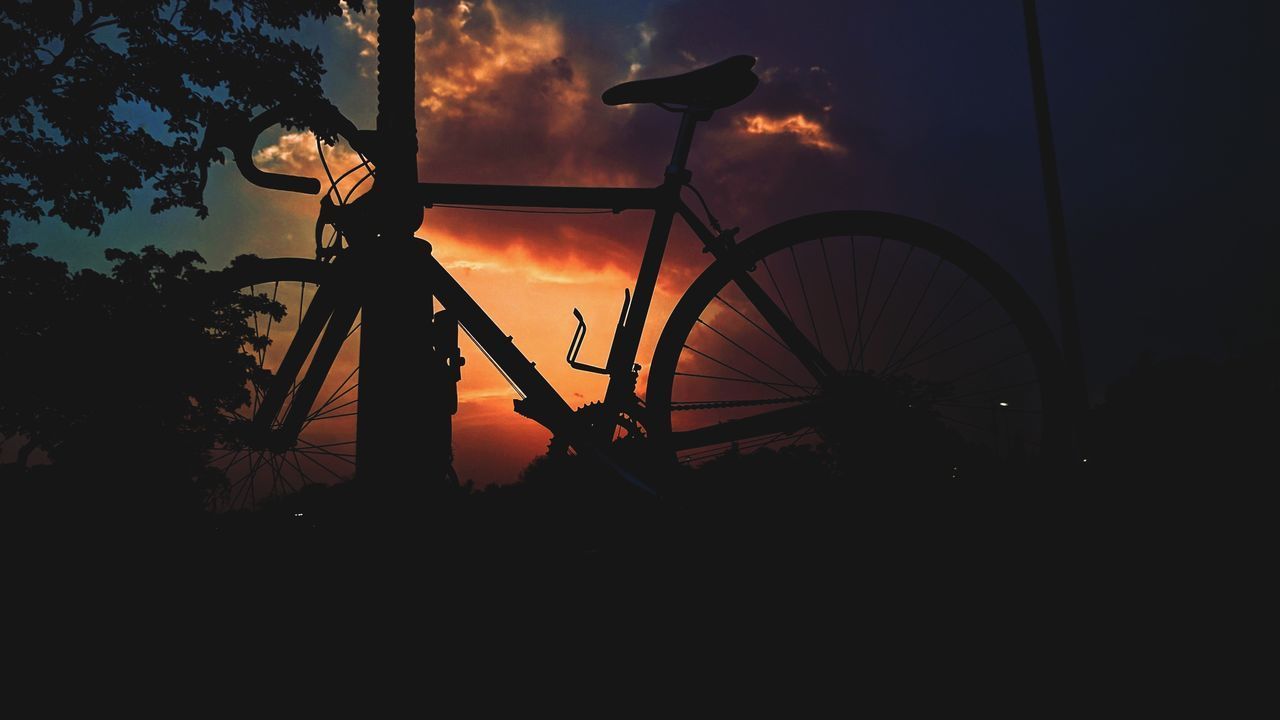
[200, 99, 365, 196]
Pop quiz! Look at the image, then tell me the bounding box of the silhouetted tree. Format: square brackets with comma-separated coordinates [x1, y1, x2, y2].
[0, 242, 281, 527]
[0, 0, 364, 242]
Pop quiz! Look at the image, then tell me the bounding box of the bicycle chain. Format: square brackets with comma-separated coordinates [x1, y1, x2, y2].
[669, 396, 812, 412]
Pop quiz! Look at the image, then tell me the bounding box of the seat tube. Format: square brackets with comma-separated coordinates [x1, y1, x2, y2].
[602, 185, 678, 409]
[602, 112, 700, 401]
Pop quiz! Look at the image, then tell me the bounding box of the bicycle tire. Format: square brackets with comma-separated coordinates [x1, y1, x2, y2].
[646, 211, 1069, 478]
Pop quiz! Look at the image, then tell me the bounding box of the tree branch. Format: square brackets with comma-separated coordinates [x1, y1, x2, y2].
[0, 12, 104, 112]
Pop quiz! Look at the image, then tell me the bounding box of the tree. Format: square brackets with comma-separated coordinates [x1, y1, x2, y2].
[0, 242, 282, 520]
[0, 0, 364, 243]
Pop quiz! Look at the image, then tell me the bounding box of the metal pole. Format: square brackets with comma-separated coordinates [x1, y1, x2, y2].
[1023, 0, 1088, 459]
[357, 0, 454, 492]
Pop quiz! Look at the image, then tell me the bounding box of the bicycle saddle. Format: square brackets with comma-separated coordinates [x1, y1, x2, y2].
[602, 55, 759, 110]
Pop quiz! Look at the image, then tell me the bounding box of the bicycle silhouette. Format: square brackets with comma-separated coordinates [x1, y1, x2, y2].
[203, 43, 1068, 509]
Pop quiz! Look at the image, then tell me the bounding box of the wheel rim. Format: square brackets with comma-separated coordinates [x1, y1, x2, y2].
[647, 212, 1068, 477]
[205, 258, 360, 511]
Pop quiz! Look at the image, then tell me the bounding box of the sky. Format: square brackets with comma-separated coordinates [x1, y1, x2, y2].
[14, 0, 1276, 485]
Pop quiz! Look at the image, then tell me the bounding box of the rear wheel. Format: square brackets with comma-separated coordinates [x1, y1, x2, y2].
[646, 212, 1068, 478]
[206, 257, 361, 511]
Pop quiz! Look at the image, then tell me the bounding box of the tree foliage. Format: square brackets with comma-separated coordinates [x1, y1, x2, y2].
[0, 242, 282, 515]
[0, 0, 365, 242]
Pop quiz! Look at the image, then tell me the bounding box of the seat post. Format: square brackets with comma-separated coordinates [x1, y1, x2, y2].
[665, 109, 706, 179]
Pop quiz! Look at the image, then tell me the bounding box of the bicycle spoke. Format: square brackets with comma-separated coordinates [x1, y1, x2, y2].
[854, 243, 913, 371]
[250, 284, 261, 358]
[678, 428, 816, 464]
[302, 411, 357, 422]
[881, 275, 974, 375]
[295, 447, 357, 464]
[267, 454, 290, 497]
[682, 344, 802, 398]
[821, 238, 852, 363]
[297, 439, 356, 463]
[884, 255, 944, 371]
[286, 450, 313, 488]
[262, 281, 280, 362]
[790, 243, 824, 358]
[673, 371, 818, 390]
[279, 297, 359, 438]
[893, 321, 1016, 376]
[712, 294, 789, 352]
[678, 430, 789, 463]
[695, 318, 808, 390]
[761, 255, 796, 328]
[671, 402, 820, 450]
[310, 365, 359, 419]
[730, 263, 837, 381]
[851, 237, 884, 371]
[848, 236, 866, 369]
[671, 396, 808, 411]
[306, 396, 358, 422]
[882, 295, 995, 376]
[301, 440, 358, 449]
[293, 447, 349, 482]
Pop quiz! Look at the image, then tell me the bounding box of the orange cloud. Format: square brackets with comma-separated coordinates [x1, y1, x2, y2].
[739, 113, 846, 153]
[339, 0, 643, 191]
[341, 1, 588, 126]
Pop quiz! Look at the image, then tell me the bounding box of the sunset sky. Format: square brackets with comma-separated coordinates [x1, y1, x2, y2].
[15, 0, 1274, 485]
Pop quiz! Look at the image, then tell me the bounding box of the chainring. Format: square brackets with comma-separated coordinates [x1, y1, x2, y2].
[547, 397, 650, 456]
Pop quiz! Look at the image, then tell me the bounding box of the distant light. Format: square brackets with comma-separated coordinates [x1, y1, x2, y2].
[293, 512, 304, 517]
[1082, 458, 1088, 463]
[998, 402, 1009, 407]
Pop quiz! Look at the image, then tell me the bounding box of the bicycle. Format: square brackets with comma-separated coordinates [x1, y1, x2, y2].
[201, 38, 1069, 509]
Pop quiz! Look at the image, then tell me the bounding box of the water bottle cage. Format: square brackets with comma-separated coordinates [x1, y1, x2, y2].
[567, 289, 632, 376]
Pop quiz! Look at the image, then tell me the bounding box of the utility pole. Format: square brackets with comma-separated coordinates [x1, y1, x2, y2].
[357, 0, 455, 493]
[1023, 0, 1089, 458]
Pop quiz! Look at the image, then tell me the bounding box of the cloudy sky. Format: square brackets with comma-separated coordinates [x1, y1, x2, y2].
[16, 0, 1275, 484]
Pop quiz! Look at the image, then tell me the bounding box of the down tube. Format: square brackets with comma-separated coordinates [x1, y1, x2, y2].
[421, 249, 578, 433]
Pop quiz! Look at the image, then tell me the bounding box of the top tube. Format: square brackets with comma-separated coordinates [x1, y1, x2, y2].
[418, 182, 668, 211]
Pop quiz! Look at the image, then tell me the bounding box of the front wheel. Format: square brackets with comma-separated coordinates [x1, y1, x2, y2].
[646, 211, 1069, 478]
[205, 257, 362, 511]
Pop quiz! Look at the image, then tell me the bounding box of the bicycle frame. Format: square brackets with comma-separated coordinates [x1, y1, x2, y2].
[415, 173, 706, 444]
[408, 106, 835, 453]
[418, 187, 837, 454]
[245, 106, 835, 474]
